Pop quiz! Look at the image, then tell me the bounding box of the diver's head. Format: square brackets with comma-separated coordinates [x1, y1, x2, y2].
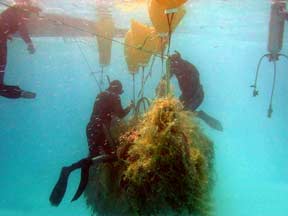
[170, 50, 181, 62]
[170, 51, 182, 76]
[108, 80, 124, 95]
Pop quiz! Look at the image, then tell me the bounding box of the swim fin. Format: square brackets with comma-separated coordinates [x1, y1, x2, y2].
[196, 110, 223, 131]
[0, 85, 36, 99]
[49, 166, 71, 206]
[70, 154, 118, 202]
[21, 90, 36, 99]
[49, 155, 118, 206]
[71, 162, 90, 202]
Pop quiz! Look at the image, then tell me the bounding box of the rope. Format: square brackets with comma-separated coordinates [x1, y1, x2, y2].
[100, 65, 104, 88]
[279, 54, 288, 61]
[160, 37, 165, 76]
[73, 38, 102, 91]
[251, 54, 270, 97]
[137, 55, 156, 97]
[267, 60, 277, 118]
[164, 12, 175, 96]
[132, 73, 136, 106]
[165, 57, 171, 96]
[166, 12, 175, 56]
[252, 53, 288, 118]
[140, 66, 145, 98]
[135, 97, 150, 115]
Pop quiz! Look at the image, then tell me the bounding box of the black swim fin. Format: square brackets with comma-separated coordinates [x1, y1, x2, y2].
[21, 90, 36, 99]
[49, 166, 71, 206]
[70, 155, 117, 202]
[197, 110, 223, 131]
[71, 163, 90, 202]
[0, 85, 36, 99]
[49, 155, 117, 206]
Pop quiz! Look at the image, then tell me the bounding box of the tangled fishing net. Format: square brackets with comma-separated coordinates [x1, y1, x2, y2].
[84, 97, 214, 216]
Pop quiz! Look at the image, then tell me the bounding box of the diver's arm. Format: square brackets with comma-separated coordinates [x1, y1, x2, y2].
[284, 12, 288, 20]
[280, 10, 288, 20]
[279, 5, 288, 21]
[18, 21, 35, 54]
[113, 96, 133, 118]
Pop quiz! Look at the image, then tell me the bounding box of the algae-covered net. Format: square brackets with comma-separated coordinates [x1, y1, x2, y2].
[84, 97, 214, 216]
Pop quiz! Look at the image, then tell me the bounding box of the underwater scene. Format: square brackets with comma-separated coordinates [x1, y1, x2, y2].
[0, 0, 287, 215]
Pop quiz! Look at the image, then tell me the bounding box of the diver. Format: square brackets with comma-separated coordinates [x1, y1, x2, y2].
[49, 80, 134, 206]
[0, 2, 41, 99]
[87, 80, 134, 156]
[169, 51, 223, 131]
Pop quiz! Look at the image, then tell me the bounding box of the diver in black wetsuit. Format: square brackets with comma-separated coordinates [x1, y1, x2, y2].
[87, 80, 134, 157]
[170, 51, 223, 131]
[0, 3, 41, 99]
[49, 80, 134, 206]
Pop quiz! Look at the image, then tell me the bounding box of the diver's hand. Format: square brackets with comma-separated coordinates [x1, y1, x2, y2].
[27, 43, 36, 54]
[128, 101, 135, 109]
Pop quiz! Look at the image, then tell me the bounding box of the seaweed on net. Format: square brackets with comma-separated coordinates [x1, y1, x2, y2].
[84, 97, 214, 216]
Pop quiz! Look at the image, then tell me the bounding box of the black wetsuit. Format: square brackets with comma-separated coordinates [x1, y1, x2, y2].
[171, 58, 204, 111]
[87, 90, 130, 157]
[285, 12, 288, 20]
[0, 6, 33, 98]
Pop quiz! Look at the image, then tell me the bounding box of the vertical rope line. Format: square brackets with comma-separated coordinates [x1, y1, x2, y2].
[141, 66, 145, 98]
[268, 61, 277, 117]
[166, 13, 175, 56]
[73, 38, 102, 91]
[132, 73, 136, 104]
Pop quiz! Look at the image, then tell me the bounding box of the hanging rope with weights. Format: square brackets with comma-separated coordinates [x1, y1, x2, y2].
[131, 69, 151, 116]
[133, 66, 151, 115]
[141, 66, 145, 99]
[166, 11, 175, 56]
[132, 73, 136, 112]
[251, 1, 288, 117]
[251, 53, 288, 118]
[129, 34, 158, 116]
[100, 65, 105, 89]
[267, 60, 277, 118]
[164, 9, 176, 96]
[160, 37, 165, 76]
[134, 96, 151, 116]
[137, 55, 156, 98]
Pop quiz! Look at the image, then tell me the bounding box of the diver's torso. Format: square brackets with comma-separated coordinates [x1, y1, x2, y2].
[0, 7, 24, 37]
[176, 60, 201, 99]
[89, 91, 119, 125]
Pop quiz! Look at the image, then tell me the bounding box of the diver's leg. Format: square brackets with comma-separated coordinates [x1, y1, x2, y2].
[0, 38, 7, 85]
[86, 122, 106, 157]
[0, 40, 35, 99]
[186, 86, 205, 111]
